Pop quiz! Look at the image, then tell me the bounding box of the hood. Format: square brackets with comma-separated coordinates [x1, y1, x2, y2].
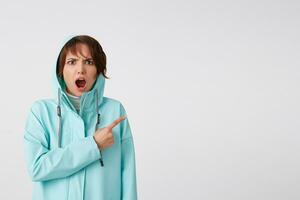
[50, 35, 106, 113]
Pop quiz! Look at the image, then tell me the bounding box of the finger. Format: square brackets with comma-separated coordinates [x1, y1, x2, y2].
[107, 115, 127, 130]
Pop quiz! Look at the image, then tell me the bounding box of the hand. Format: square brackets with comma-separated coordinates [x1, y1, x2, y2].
[93, 115, 127, 150]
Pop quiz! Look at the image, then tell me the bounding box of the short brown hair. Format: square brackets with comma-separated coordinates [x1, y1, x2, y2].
[56, 35, 109, 79]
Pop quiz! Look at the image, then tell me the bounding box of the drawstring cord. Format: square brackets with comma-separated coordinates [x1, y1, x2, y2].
[95, 89, 104, 167]
[56, 87, 104, 166]
[57, 88, 62, 148]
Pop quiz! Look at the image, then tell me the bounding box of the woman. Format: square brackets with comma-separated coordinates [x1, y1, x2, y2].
[23, 35, 138, 200]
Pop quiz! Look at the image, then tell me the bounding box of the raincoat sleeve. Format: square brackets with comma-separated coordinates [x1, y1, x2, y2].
[120, 104, 138, 200]
[23, 102, 101, 182]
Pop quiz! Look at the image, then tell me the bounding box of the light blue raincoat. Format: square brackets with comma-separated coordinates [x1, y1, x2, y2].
[23, 38, 138, 200]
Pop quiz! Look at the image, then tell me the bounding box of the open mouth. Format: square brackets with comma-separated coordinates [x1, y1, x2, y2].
[75, 78, 86, 89]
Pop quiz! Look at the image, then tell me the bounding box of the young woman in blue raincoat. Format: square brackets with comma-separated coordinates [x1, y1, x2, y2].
[23, 35, 138, 200]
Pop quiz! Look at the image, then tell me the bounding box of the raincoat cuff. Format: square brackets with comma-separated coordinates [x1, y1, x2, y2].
[86, 135, 101, 160]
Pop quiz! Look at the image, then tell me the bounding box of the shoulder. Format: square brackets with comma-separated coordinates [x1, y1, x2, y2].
[102, 96, 122, 106]
[29, 98, 56, 114]
[102, 96, 127, 114]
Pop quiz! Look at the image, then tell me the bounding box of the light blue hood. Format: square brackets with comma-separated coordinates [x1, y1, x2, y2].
[50, 35, 106, 152]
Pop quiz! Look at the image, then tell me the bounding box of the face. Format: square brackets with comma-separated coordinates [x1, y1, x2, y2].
[63, 43, 98, 97]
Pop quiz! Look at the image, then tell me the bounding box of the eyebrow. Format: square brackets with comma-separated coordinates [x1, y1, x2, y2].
[66, 57, 93, 61]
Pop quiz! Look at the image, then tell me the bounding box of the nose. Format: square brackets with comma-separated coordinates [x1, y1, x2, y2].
[77, 62, 86, 74]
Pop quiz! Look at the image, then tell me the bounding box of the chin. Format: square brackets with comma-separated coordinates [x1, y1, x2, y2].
[68, 89, 82, 97]
[76, 91, 84, 96]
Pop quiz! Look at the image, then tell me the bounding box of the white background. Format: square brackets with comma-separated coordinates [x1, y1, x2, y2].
[0, 0, 299, 199]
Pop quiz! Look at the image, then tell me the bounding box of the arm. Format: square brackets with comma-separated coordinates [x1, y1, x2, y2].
[120, 104, 138, 200]
[23, 103, 101, 182]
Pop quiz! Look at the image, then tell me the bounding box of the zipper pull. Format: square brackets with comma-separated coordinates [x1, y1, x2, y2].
[96, 113, 104, 167]
[99, 158, 104, 167]
[97, 113, 100, 125]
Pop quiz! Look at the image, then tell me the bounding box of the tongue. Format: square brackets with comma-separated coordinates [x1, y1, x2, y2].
[76, 80, 86, 88]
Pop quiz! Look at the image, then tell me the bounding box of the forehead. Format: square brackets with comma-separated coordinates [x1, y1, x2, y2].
[65, 43, 92, 59]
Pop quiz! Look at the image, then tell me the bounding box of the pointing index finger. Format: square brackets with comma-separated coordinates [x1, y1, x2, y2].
[107, 115, 127, 130]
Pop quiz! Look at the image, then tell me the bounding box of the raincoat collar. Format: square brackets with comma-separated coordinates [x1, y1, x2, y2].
[61, 75, 105, 113]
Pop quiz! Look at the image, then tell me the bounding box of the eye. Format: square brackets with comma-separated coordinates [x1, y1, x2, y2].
[85, 60, 94, 65]
[66, 60, 76, 65]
